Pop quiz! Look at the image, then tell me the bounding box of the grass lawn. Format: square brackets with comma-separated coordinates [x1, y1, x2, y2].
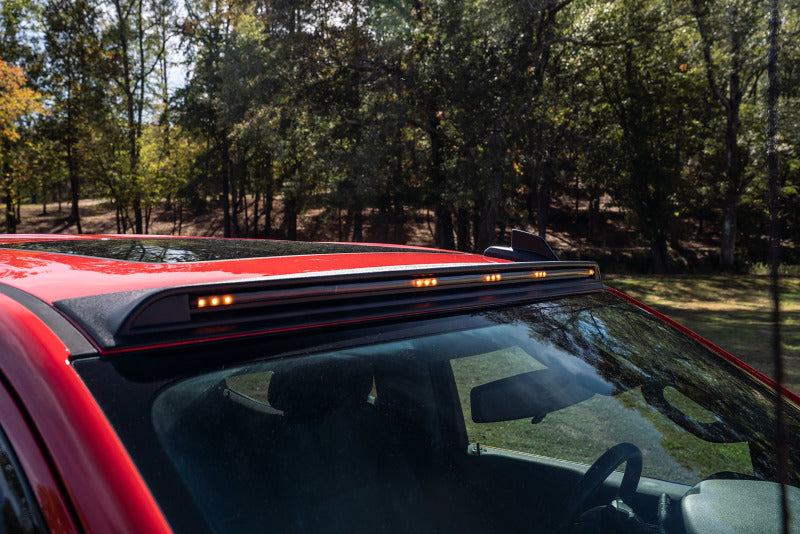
[604, 274, 800, 393]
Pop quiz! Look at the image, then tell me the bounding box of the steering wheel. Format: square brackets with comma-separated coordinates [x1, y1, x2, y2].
[561, 442, 643, 529]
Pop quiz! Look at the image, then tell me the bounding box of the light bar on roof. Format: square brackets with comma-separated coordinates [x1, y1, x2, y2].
[187, 266, 597, 311]
[84, 261, 604, 352]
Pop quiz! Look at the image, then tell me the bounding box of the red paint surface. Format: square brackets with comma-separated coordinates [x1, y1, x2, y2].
[0, 384, 78, 533]
[0, 235, 501, 303]
[0, 294, 172, 533]
[606, 286, 800, 406]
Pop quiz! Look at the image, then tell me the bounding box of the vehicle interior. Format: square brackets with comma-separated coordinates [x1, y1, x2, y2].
[132, 293, 800, 534]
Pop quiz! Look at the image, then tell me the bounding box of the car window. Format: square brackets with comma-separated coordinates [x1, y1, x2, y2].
[451, 349, 753, 484]
[0, 426, 47, 534]
[75, 291, 800, 533]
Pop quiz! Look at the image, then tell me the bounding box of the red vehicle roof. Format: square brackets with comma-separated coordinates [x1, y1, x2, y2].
[0, 234, 505, 303]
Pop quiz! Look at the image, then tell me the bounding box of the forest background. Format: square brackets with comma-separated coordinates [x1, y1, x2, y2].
[1, 0, 799, 275]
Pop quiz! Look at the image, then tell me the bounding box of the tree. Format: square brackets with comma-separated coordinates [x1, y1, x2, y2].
[42, 0, 106, 232]
[690, 0, 768, 269]
[105, 0, 169, 233]
[0, 58, 44, 232]
[384, 0, 574, 250]
[776, 3, 800, 257]
[569, 0, 705, 272]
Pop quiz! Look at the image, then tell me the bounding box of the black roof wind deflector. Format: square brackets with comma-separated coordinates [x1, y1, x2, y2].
[484, 229, 559, 262]
[54, 261, 601, 353]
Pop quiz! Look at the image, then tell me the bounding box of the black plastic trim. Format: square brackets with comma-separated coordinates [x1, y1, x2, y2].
[484, 229, 559, 262]
[0, 283, 97, 357]
[55, 261, 600, 353]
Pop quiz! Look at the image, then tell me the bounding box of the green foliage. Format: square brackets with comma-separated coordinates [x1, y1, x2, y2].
[566, 0, 710, 272]
[4, 0, 800, 268]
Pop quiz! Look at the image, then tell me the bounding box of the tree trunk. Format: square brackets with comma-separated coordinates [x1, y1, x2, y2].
[574, 172, 579, 216]
[2, 141, 15, 234]
[177, 201, 183, 235]
[59, 20, 79, 231]
[134, 0, 146, 234]
[3, 181, 15, 234]
[456, 208, 470, 251]
[435, 205, 455, 250]
[478, 130, 504, 251]
[221, 176, 231, 238]
[526, 166, 537, 226]
[132, 197, 142, 233]
[263, 176, 273, 238]
[392, 202, 405, 244]
[477, 185, 500, 251]
[253, 189, 260, 237]
[429, 112, 454, 250]
[720, 190, 739, 269]
[651, 233, 669, 274]
[260, 154, 274, 238]
[471, 209, 481, 251]
[230, 157, 245, 238]
[537, 161, 552, 239]
[284, 198, 297, 241]
[351, 203, 363, 242]
[221, 140, 232, 238]
[392, 143, 405, 243]
[589, 196, 600, 245]
[719, 100, 742, 269]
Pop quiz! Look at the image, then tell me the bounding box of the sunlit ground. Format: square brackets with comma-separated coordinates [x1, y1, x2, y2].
[605, 275, 800, 393]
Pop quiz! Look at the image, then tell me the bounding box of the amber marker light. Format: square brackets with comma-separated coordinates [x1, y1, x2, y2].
[194, 294, 235, 309]
[588, 269, 595, 276]
[532, 271, 547, 278]
[483, 274, 502, 282]
[412, 278, 438, 288]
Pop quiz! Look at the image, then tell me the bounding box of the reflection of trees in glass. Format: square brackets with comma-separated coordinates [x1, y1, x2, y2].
[481, 293, 800, 484]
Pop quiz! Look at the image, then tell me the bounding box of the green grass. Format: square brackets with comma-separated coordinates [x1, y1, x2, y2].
[605, 275, 800, 393]
[226, 372, 273, 403]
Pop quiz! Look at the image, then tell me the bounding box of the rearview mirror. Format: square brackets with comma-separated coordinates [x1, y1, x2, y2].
[470, 368, 598, 423]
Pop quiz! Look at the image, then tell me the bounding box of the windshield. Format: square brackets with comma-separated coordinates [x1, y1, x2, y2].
[75, 291, 800, 533]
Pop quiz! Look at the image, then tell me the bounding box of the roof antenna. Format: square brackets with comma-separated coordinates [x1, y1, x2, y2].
[484, 229, 559, 262]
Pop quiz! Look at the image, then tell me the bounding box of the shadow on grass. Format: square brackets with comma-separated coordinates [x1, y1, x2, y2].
[606, 275, 800, 393]
[608, 275, 800, 309]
